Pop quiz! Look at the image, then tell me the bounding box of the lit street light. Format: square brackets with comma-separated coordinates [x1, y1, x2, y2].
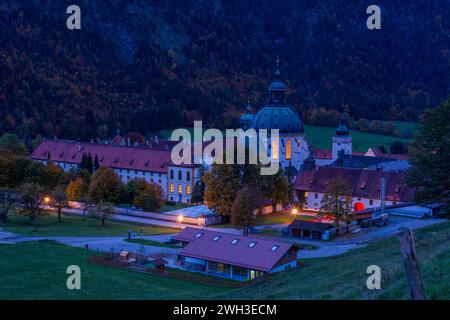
[177, 214, 184, 229]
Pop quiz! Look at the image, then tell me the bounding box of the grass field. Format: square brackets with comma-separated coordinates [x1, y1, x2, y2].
[1, 222, 448, 299]
[211, 212, 313, 229]
[223, 221, 450, 300]
[152, 123, 414, 153]
[3, 212, 178, 237]
[124, 238, 178, 248]
[303, 124, 413, 152]
[0, 240, 229, 299]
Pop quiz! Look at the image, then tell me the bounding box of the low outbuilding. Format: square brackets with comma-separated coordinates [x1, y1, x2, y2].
[288, 220, 336, 241]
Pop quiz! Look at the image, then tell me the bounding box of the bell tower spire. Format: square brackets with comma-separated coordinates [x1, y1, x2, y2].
[268, 56, 286, 105]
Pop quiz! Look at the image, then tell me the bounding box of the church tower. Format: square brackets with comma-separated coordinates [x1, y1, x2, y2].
[332, 113, 352, 160]
[240, 58, 309, 173]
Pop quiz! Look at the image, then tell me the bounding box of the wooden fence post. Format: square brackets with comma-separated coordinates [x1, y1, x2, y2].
[398, 227, 425, 300]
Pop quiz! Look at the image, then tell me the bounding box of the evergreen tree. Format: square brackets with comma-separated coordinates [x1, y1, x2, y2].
[408, 99, 450, 216]
[93, 154, 100, 171]
[319, 178, 352, 232]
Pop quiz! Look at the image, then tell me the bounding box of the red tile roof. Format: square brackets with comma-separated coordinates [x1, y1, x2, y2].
[30, 139, 172, 173]
[174, 228, 297, 272]
[294, 166, 361, 193]
[294, 166, 416, 203]
[314, 148, 332, 159]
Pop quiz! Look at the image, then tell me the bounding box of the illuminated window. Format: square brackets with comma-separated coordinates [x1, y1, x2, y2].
[170, 183, 174, 193]
[178, 184, 182, 194]
[271, 139, 278, 160]
[285, 139, 292, 160]
[186, 185, 191, 195]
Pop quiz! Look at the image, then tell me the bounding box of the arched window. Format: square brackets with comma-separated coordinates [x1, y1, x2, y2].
[186, 171, 190, 182]
[170, 169, 174, 180]
[186, 185, 191, 195]
[178, 184, 182, 194]
[178, 170, 182, 181]
[170, 183, 174, 193]
[271, 139, 278, 160]
[285, 139, 292, 160]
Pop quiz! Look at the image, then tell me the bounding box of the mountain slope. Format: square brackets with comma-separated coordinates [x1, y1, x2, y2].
[1, 0, 449, 140]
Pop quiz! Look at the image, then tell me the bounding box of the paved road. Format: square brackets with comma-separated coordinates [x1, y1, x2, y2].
[4, 233, 180, 257]
[2, 214, 445, 259]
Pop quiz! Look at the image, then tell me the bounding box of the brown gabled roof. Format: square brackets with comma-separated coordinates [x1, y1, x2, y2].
[288, 220, 335, 232]
[294, 166, 361, 193]
[30, 139, 172, 173]
[174, 228, 297, 272]
[294, 166, 417, 203]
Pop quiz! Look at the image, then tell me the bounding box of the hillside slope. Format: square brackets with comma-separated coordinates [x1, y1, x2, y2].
[1, 0, 449, 140]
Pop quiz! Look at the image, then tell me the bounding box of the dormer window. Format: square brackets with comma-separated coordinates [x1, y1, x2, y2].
[271, 245, 279, 252]
[212, 236, 221, 241]
[195, 233, 203, 238]
[231, 239, 239, 245]
[248, 242, 257, 248]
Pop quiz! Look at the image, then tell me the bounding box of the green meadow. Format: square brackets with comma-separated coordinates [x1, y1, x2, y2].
[152, 123, 415, 153]
[1, 222, 448, 299]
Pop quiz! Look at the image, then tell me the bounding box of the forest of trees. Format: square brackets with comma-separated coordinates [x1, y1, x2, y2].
[1, 0, 449, 143]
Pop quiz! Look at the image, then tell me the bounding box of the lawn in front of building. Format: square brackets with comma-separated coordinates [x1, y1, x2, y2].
[3, 212, 178, 237]
[211, 211, 315, 229]
[0, 240, 230, 299]
[2, 222, 448, 299]
[124, 238, 178, 248]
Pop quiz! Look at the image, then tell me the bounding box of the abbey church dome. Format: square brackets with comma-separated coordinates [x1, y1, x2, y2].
[250, 106, 303, 134]
[249, 63, 304, 134]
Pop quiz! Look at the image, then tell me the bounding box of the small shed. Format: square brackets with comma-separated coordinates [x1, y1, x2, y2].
[288, 220, 336, 241]
[146, 259, 166, 273]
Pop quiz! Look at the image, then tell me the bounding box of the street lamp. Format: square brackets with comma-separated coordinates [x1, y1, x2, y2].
[177, 214, 184, 229]
[44, 196, 51, 204]
[291, 208, 298, 215]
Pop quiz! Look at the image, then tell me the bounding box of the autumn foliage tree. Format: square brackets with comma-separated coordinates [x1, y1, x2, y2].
[16, 183, 47, 223]
[66, 177, 89, 201]
[231, 185, 264, 236]
[49, 189, 70, 223]
[203, 163, 240, 219]
[134, 182, 164, 212]
[88, 167, 121, 204]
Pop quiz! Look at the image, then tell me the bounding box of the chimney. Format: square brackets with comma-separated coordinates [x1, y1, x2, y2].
[154, 136, 159, 145]
[90, 139, 94, 144]
[54, 136, 57, 141]
[77, 143, 82, 152]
